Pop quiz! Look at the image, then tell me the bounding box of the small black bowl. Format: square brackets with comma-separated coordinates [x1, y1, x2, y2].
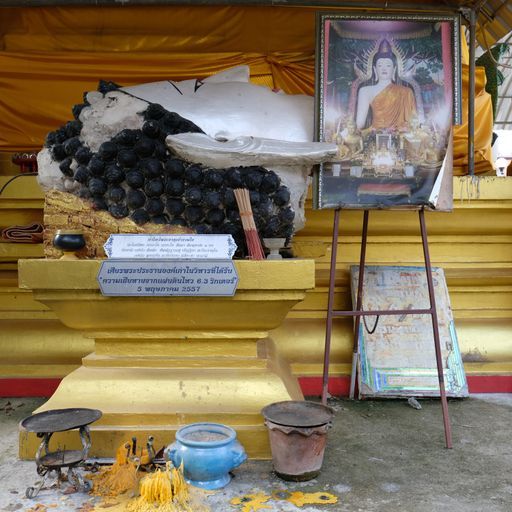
[53, 230, 85, 259]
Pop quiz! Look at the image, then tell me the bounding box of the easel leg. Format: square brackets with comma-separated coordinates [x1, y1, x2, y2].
[419, 209, 453, 449]
[321, 209, 340, 405]
[349, 210, 370, 399]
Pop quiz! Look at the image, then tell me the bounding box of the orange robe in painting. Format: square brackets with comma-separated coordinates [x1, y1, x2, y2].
[370, 83, 417, 131]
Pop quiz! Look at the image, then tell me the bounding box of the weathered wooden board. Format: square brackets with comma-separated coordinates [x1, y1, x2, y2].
[351, 265, 468, 398]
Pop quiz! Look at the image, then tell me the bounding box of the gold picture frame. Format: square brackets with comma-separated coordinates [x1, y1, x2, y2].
[314, 12, 461, 211]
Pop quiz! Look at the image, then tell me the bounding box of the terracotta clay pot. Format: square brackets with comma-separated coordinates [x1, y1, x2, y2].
[262, 400, 334, 481]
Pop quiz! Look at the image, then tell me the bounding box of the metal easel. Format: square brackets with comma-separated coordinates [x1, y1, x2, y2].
[320, 208, 453, 449]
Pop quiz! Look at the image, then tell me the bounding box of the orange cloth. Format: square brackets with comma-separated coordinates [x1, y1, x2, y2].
[0, 5, 318, 152]
[0, 5, 495, 175]
[452, 27, 493, 175]
[453, 64, 494, 175]
[369, 84, 417, 130]
[0, 49, 317, 152]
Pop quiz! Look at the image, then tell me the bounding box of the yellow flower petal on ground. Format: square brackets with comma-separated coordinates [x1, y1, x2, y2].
[230, 492, 272, 512]
[286, 491, 338, 507]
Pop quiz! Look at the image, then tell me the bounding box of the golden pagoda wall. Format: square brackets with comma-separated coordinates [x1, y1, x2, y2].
[277, 177, 512, 385]
[0, 174, 511, 392]
[0, 171, 94, 386]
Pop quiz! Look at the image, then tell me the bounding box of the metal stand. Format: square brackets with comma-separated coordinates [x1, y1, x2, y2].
[321, 208, 453, 449]
[26, 426, 93, 498]
[21, 408, 102, 498]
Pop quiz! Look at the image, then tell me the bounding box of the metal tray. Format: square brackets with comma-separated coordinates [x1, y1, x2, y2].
[20, 408, 102, 433]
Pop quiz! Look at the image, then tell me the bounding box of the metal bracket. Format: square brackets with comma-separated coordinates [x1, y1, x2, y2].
[459, 7, 473, 23]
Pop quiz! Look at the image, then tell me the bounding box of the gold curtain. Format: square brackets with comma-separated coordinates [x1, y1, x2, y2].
[0, 5, 318, 151]
[452, 28, 494, 175]
[0, 6, 317, 54]
[0, 50, 306, 151]
[0, 5, 494, 175]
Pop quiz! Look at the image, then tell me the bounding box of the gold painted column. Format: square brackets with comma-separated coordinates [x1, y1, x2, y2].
[18, 258, 315, 459]
[0, 175, 92, 383]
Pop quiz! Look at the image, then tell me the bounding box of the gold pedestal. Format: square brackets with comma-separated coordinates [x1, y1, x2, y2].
[18, 259, 315, 459]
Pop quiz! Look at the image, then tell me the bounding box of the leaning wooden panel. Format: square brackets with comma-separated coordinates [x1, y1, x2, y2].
[351, 265, 468, 398]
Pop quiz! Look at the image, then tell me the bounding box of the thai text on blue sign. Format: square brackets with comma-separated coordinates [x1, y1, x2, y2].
[97, 259, 238, 297]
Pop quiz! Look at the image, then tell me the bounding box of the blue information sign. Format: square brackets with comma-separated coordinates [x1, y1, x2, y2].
[97, 259, 238, 297]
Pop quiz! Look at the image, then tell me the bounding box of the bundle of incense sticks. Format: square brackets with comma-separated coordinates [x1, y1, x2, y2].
[233, 188, 265, 260]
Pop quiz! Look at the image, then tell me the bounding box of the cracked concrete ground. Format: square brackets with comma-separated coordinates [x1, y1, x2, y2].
[0, 395, 511, 511]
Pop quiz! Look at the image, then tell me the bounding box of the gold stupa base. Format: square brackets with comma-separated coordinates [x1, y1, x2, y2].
[19, 337, 299, 459]
[18, 259, 315, 460]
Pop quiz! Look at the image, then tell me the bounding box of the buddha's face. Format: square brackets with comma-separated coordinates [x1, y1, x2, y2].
[374, 58, 395, 81]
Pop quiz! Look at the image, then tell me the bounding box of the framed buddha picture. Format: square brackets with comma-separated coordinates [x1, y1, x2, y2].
[313, 12, 461, 210]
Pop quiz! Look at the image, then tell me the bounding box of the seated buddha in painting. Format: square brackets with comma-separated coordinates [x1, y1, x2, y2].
[355, 39, 418, 132]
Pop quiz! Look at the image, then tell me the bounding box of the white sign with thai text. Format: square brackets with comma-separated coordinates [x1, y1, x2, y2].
[97, 259, 238, 297]
[103, 234, 237, 260]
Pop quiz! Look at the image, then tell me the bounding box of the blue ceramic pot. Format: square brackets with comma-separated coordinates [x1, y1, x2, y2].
[165, 423, 247, 490]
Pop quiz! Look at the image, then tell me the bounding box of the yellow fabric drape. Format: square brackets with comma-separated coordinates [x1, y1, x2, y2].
[0, 4, 495, 175]
[0, 5, 318, 152]
[0, 49, 315, 151]
[453, 27, 494, 175]
[0, 6, 316, 54]
[453, 64, 494, 175]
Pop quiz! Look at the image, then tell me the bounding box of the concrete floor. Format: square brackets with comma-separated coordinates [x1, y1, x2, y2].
[0, 395, 510, 511]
